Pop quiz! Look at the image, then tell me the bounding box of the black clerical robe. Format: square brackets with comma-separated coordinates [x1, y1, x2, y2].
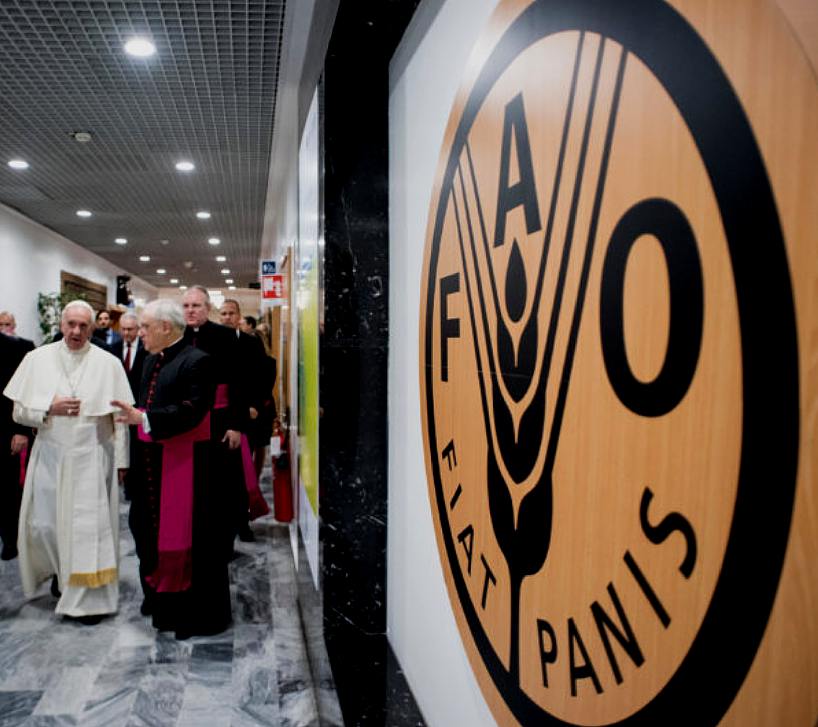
[237, 331, 275, 449]
[183, 321, 247, 436]
[0, 333, 34, 556]
[183, 321, 253, 535]
[129, 338, 231, 638]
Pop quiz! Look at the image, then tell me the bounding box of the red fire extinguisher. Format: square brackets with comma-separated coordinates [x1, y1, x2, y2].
[271, 423, 293, 522]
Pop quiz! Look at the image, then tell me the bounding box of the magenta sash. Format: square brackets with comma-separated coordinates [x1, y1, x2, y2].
[138, 412, 211, 592]
[213, 383, 270, 520]
[19, 443, 27, 487]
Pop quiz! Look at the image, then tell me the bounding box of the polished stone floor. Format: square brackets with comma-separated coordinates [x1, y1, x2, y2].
[0, 472, 342, 727]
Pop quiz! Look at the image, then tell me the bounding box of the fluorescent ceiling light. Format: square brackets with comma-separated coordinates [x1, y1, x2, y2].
[139, 255, 150, 262]
[169, 278, 179, 284]
[196, 211, 211, 220]
[124, 37, 156, 57]
[220, 268, 230, 274]
[76, 209, 92, 218]
[175, 161, 195, 172]
[215, 255, 226, 262]
[8, 159, 29, 170]
[225, 278, 234, 284]
[208, 237, 220, 246]
[114, 238, 127, 245]
[156, 268, 166, 274]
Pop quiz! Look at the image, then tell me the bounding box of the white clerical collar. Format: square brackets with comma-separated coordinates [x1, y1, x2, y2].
[60, 339, 91, 356]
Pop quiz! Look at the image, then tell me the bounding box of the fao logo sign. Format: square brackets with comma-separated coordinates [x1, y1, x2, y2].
[418, 1, 804, 724]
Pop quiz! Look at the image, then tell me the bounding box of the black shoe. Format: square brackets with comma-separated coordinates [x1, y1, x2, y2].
[176, 620, 230, 641]
[237, 526, 255, 543]
[64, 613, 104, 626]
[140, 598, 153, 616]
[50, 575, 61, 598]
[1, 544, 18, 561]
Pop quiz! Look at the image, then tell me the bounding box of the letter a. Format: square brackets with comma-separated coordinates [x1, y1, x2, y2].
[493, 93, 542, 247]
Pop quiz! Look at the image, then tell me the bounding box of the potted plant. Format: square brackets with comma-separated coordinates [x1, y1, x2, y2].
[37, 291, 86, 342]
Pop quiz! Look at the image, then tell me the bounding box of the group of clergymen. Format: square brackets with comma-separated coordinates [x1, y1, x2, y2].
[0, 287, 277, 639]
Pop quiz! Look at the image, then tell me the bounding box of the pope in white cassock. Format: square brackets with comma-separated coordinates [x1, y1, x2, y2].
[3, 300, 134, 623]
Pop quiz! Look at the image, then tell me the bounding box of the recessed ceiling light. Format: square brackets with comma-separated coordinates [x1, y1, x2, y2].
[114, 237, 127, 245]
[215, 255, 226, 262]
[179, 285, 188, 291]
[228, 285, 236, 290]
[76, 209, 92, 218]
[139, 255, 150, 262]
[208, 237, 220, 246]
[225, 278, 234, 284]
[160, 239, 170, 246]
[175, 161, 195, 172]
[8, 159, 29, 170]
[156, 268, 166, 274]
[169, 278, 179, 284]
[71, 131, 92, 143]
[124, 37, 156, 58]
[220, 268, 230, 274]
[196, 211, 211, 220]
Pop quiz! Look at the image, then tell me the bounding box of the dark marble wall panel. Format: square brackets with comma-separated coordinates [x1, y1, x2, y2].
[318, 0, 425, 724]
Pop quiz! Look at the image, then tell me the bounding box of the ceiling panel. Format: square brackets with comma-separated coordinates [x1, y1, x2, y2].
[0, 0, 286, 290]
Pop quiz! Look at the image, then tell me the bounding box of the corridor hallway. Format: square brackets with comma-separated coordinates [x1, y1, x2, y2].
[0, 472, 340, 726]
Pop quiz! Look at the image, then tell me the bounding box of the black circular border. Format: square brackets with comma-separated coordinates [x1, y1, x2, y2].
[422, 0, 799, 724]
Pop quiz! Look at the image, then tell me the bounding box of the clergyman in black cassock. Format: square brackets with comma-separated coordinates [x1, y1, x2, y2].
[115, 301, 232, 639]
[182, 287, 251, 547]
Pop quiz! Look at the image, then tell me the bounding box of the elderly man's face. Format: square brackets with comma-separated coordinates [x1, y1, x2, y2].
[138, 312, 166, 353]
[96, 311, 111, 329]
[182, 289, 210, 328]
[219, 303, 240, 330]
[61, 307, 94, 350]
[120, 317, 138, 344]
[0, 314, 14, 335]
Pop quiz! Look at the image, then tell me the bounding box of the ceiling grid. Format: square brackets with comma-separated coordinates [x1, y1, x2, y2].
[0, 0, 286, 289]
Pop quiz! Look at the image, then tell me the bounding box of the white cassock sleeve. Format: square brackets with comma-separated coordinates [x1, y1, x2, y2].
[114, 417, 129, 469]
[12, 402, 47, 428]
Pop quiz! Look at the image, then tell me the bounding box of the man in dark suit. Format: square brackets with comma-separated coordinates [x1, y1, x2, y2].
[0, 329, 35, 560]
[220, 299, 273, 522]
[92, 309, 122, 348]
[0, 312, 35, 350]
[182, 287, 257, 547]
[111, 312, 146, 399]
[113, 299, 231, 640]
[111, 312, 146, 500]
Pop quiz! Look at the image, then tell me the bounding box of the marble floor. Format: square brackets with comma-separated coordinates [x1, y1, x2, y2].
[0, 471, 342, 727]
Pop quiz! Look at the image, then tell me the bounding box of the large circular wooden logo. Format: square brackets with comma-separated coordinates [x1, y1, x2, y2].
[419, 1, 810, 724]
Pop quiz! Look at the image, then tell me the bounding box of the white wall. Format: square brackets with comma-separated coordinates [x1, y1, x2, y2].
[0, 202, 157, 342]
[387, 0, 499, 724]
